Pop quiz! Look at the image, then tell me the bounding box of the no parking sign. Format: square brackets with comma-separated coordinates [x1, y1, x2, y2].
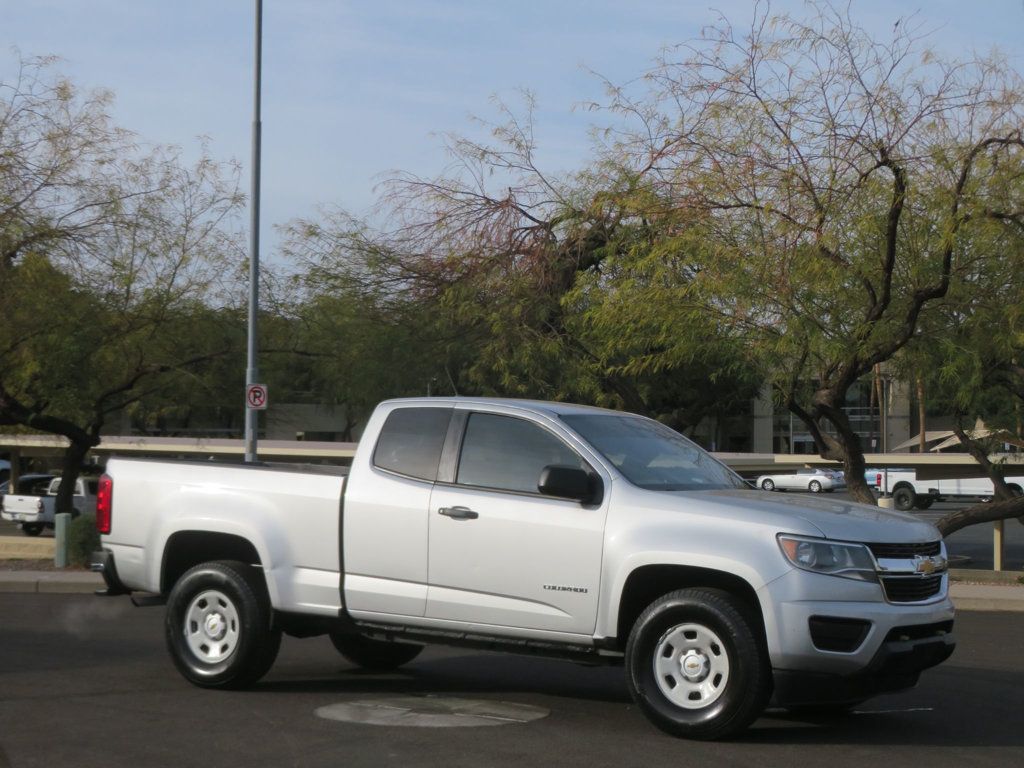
[246, 384, 268, 410]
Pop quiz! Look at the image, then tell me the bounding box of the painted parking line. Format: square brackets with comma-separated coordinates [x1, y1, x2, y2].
[315, 696, 550, 728]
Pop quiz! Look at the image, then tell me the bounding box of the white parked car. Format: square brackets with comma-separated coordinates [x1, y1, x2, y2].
[755, 468, 845, 493]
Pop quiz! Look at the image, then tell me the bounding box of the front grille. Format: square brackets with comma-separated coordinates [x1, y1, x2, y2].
[867, 541, 942, 559]
[881, 574, 944, 603]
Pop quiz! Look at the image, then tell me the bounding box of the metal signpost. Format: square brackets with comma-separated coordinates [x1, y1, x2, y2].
[244, 0, 263, 463]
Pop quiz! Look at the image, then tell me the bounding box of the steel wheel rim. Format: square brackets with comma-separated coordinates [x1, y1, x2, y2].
[653, 622, 730, 710]
[184, 589, 240, 664]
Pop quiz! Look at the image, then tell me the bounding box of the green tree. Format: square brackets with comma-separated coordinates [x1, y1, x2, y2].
[595, 2, 1024, 501]
[0, 58, 244, 512]
[902, 222, 1024, 533]
[286, 100, 760, 438]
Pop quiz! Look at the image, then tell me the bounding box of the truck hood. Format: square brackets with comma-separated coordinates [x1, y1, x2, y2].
[652, 487, 940, 543]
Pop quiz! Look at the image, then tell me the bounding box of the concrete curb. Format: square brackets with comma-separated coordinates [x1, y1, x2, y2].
[0, 571, 101, 594]
[949, 567, 1024, 585]
[949, 583, 1024, 612]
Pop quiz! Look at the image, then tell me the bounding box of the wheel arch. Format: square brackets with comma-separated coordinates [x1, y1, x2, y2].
[612, 564, 766, 653]
[161, 531, 263, 595]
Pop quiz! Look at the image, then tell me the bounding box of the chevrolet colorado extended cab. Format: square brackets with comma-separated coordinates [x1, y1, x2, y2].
[93, 398, 955, 739]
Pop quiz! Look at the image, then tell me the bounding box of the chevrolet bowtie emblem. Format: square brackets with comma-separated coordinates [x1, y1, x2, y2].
[914, 555, 947, 575]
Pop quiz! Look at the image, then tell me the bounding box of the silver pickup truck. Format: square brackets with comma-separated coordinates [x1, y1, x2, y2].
[92, 397, 955, 739]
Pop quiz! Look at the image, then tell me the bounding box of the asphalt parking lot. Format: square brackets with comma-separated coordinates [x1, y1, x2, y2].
[0, 593, 1021, 768]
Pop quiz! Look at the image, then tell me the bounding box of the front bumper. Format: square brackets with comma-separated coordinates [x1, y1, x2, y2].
[772, 619, 955, 706]
[759, 565, 956, 706]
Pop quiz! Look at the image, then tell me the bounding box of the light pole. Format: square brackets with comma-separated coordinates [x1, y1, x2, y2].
[881, 374, 890, 497]
[244, 0, 263, 463]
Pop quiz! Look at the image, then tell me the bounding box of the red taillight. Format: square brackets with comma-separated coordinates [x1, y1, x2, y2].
[96, 474, 113, 534]
[875, 472, 882, 488]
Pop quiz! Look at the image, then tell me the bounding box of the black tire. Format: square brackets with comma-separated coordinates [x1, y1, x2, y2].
[1009, 484, 1023, 497]
[625, 588, 771, 740]
[892, 486, 916, 511]
[760, 479, 775, 491]
[914, 497, 934, 510]
[329, 632, 423, 671]
[808, 480, 823, 493]
[21, 523, 43, 536]
[165, 560, 281, 689]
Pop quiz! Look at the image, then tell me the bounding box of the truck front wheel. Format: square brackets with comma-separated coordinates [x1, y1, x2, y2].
[893, 486, 916, 511]
[625, 588, 771, 740]
[165, 560, 281, 689]
[329, 632, 423, 671]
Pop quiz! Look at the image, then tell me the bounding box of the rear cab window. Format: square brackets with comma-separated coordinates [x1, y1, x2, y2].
[372, 407, 453, 482]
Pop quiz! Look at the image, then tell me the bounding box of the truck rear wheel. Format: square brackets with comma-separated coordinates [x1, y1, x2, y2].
[624, 588, 770, 740]
[892, 486, 916, 511]
[329, 632, 423, 671]
[165, 560, 281, 689]
[21, 523, 43, 536]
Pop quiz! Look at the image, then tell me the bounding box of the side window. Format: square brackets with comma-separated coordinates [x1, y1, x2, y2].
[372, 407, 453, 482]
[456, 413, 585, 494]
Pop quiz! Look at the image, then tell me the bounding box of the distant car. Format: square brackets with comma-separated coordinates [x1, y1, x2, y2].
[755, 468, 845, 493]
[0, 475, 94, 536]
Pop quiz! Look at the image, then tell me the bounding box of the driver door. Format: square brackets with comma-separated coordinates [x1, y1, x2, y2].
[426, 411, 607, 636]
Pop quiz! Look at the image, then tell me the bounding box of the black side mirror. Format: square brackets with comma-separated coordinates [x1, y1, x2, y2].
[538, 465, 597, 503]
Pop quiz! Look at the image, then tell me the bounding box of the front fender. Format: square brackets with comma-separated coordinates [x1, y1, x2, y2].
[596, 525, 792, 640]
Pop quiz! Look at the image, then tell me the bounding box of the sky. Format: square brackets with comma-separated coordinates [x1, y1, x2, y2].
[4, 1, 1024, 253]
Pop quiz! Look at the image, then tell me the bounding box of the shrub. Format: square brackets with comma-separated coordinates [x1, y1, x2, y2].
[66, 512, 100, 568]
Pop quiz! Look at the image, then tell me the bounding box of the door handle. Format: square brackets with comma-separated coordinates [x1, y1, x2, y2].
[438, 506, 479, 520]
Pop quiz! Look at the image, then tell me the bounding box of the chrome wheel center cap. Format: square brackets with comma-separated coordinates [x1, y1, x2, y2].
[680, 651, 710, 682]
[205, 613, 226, 640]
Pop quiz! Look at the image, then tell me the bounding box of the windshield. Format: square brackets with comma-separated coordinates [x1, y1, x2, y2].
[561, 413, 747, 492]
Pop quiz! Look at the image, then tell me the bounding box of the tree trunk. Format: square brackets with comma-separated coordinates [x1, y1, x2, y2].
[916, 376, 926, 453]
[812, 390, 876, 505]
[951, 424, 1016, 501]
[936, 496, 1024, 537]
[55, 438, 94, 515]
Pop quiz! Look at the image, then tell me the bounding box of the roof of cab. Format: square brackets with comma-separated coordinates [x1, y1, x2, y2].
[378, 396, 624, 419]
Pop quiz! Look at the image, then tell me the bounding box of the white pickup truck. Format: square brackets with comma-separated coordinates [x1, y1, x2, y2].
[875, 470, 1024, 511]
[93, 398, 955, 740]
[1, 475, 96, 536]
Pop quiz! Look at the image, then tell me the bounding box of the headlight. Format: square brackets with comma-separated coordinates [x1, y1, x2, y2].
[777, 535, 878, 582]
